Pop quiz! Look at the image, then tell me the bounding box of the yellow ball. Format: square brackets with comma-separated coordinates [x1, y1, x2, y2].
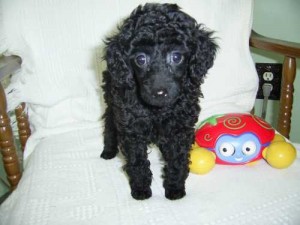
[190, 147, 216, 174]
[265, 141, 297, 169]
[271, 134, 286, 143]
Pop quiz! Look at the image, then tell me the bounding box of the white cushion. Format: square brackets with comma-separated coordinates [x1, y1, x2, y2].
[1, 127, 300, 225]
[1, 0, 258, 160]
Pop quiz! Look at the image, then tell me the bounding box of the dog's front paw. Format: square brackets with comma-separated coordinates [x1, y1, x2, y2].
[165, 188, 186, 200]
[131, 187, 152, 200]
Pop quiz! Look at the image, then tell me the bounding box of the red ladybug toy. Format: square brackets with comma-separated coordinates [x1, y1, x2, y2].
[190, 113, 297, 174]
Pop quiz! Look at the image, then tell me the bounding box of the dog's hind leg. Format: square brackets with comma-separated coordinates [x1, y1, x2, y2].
[101, 70, 119, 159]
[101, 107, 119, 159]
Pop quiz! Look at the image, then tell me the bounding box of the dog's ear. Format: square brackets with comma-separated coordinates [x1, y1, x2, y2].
[104, 38, 134, 89]
[189, 27, 218, 85]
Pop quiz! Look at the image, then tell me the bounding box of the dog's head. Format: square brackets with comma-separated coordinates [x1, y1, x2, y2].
[104, 3, 217, 107]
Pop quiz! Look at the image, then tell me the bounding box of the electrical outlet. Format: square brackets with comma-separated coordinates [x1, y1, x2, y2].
[256, 63, 282, 100]
[263, 72, 274, 81]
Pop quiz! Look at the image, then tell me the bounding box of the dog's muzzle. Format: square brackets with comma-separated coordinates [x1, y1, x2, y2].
[140, 82, 179, 107]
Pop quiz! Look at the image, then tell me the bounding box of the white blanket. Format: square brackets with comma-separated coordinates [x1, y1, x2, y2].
[1, 127, 300, 225]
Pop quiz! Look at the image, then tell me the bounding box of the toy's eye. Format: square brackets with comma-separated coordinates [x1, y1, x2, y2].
[242, 141, 257, 156]
[219, 143, 235, 156]
[170, 52, 183, 64]
[135, 53, 147, 66]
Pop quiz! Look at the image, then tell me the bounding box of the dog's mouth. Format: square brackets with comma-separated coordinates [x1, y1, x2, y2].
[140, 89, 179, 108]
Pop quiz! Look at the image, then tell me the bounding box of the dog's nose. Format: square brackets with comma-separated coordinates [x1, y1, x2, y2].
[154, 89, 168, 98]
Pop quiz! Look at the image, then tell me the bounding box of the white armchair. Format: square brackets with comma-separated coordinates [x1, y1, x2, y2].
[1, 0, 300, 224]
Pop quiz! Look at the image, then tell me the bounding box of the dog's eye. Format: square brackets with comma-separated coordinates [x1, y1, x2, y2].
[135, 53, 147, 66]
[170, 52, 183, 64]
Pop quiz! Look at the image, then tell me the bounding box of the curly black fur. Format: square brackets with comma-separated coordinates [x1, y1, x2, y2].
[101, 3, 217, 200]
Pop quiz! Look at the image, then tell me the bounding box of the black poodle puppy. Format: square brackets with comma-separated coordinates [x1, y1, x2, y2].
[101, 3, 217, 200]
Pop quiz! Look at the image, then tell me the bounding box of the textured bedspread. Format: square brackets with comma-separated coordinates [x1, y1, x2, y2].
[1, 127, 300, 225]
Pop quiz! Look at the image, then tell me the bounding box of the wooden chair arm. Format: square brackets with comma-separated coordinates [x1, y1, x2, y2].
[250, 30, 300, 138]
[0, 55, 23, 191]
[250, 30, 300, 58]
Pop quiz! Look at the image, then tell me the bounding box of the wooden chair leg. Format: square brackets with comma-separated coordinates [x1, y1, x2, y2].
[15, 103, 31, 152]
[277, 56, 296, 139]
[0, 83, 22, 190]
